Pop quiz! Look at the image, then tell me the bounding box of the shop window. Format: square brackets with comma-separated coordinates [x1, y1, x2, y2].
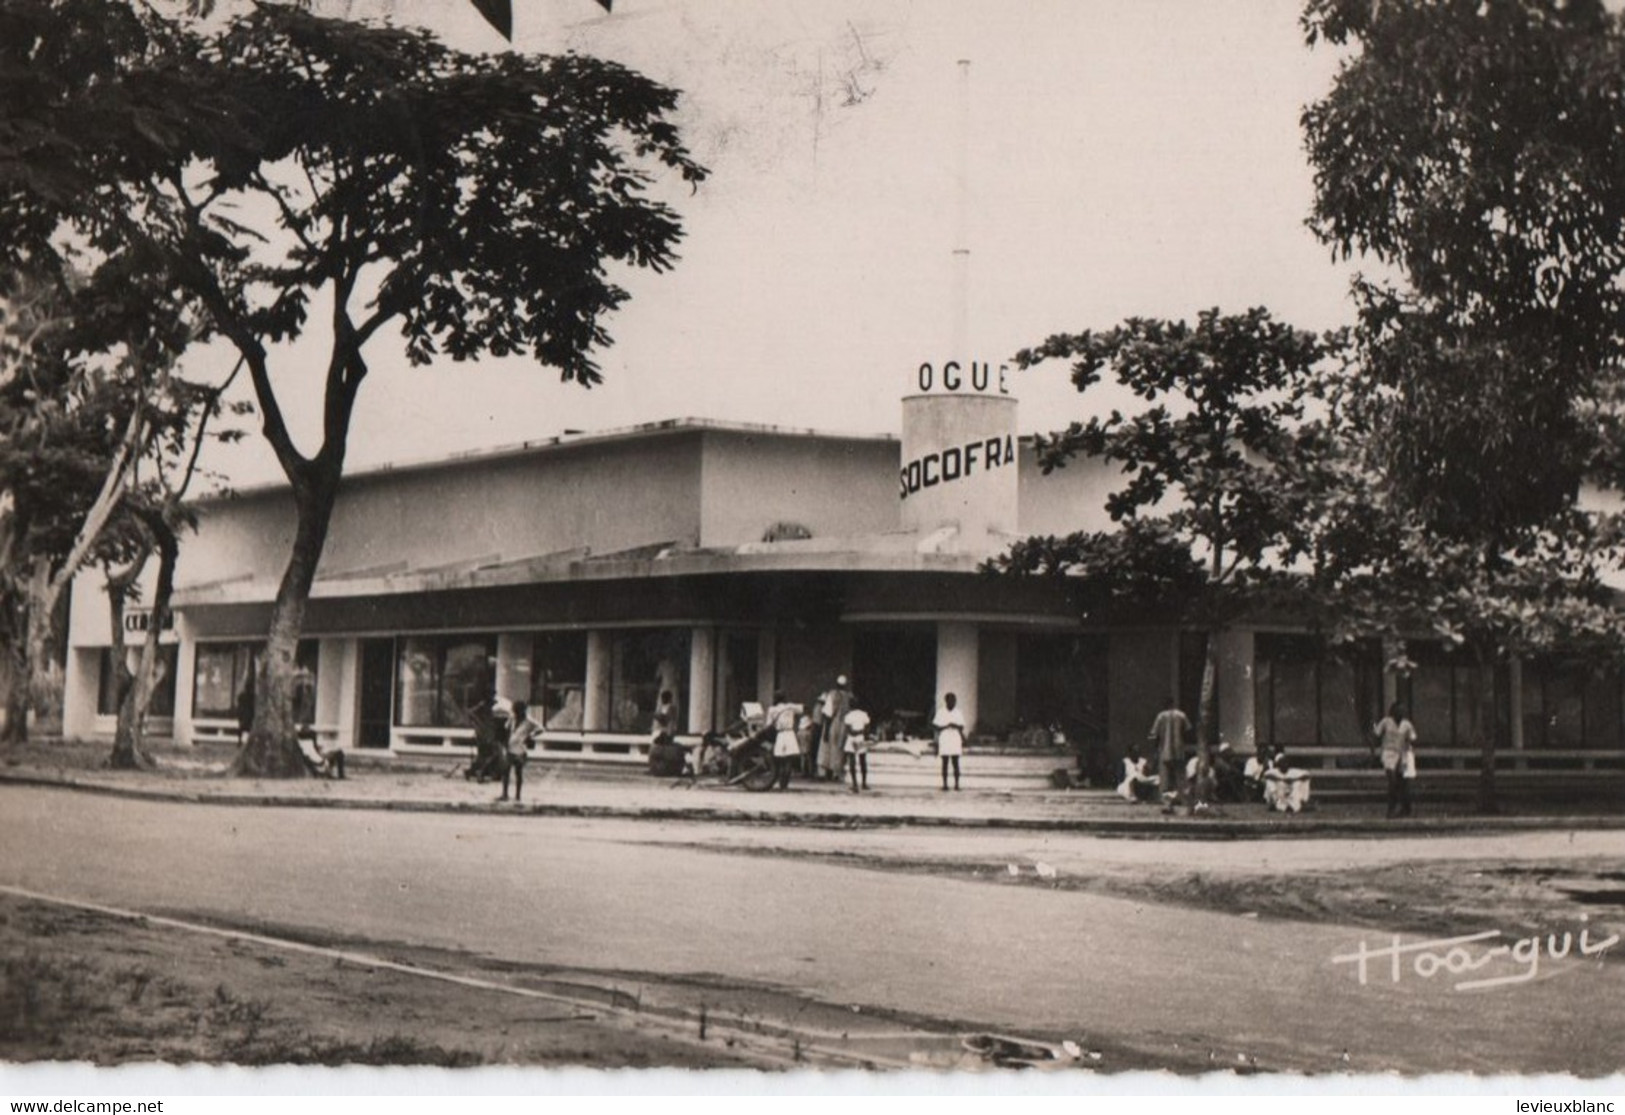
[1255, 634, 1381, 749]
[526, 632, 587, 730]
[608, 628, 690, 734]
[1318, 655, 1368, 746]
[396, 634, 497, 729]
[1397, 643, 1503, 749]
[1270, 647, 1318, 745]
[1014, 633, 1108, 744]
[1521, 659, 1620, 750]
[715, 631, 760, 733]
[97, 645, 179, 718]
[1583, 671, 1623, 751]
[193, 640, 318, 723]
[850, 627, 936, 738]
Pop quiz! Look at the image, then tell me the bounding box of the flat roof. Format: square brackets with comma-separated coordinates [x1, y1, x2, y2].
[196, 416, 900, 503]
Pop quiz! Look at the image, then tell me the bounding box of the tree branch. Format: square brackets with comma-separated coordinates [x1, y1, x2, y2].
[157, 172, 309, 481]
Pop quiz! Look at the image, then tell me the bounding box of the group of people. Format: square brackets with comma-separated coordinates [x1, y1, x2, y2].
[1122, 696, 1300, 812]
[1117, 696, 1421, 818]
[1119, 698, 1253, 813]
[463, 694, 542, 803]
[758, 678, 968, 794]
[764, 680, 870, 792]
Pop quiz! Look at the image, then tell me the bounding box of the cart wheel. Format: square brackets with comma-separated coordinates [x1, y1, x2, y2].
[740, 753, 778, 792]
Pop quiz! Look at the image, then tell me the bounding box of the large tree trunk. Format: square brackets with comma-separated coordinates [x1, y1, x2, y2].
[107, 521, 178, 771]
[104, 571, 142, 769]
[1, 635, 27, 744]
[232, 470, 339, 778]
[23, 560, 61, 735]
[1187, 626, 1221, 816]
[1, 583, 27, 742]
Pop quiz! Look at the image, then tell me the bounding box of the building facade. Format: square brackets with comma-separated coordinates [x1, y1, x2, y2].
[60, 380, 1625, 782]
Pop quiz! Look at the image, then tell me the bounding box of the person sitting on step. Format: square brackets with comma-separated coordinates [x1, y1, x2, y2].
[297, 725, 346, 780]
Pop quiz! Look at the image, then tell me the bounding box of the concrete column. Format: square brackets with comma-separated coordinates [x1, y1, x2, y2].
[314, 639, 342, 736]
[314, 639, 358, 751]
[495, 633, 530, 706]
[1217, 628, 1255, 753]
[687, 626, 716, 734]
[62, 648, 100, 742]
[936, 621, 980, 734]
[585, 630, 611, 732]
[170, 616, 196, 746]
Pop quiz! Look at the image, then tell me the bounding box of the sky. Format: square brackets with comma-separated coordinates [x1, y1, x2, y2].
[196, 0, 1362, 490]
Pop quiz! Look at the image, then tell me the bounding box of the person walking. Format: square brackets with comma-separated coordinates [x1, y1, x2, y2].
[1374, 700, 1418, 819]
[499, 699, 542, 803]
[766, 690, 801, 790]
[1147, 697, 1192, 805]
[933, 692, 966, 791]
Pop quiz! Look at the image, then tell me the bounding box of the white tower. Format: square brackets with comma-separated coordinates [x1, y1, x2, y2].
[899, 59, 1018, 544]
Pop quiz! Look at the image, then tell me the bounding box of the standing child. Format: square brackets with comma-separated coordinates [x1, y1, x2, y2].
[843, 706, 872, 792]
[933, 692, 966, 791]
[1374, 701, 1418, 819]
[499, 699, 542, 803]
[766, 691, 801, 790]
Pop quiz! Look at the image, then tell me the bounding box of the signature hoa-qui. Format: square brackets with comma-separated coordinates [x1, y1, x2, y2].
[1331, 927, 1618, 991]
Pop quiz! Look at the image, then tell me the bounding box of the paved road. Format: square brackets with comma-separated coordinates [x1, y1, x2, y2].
[1, 785, 1620, 1075]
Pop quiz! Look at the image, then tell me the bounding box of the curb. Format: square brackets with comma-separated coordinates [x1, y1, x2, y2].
[5, 770, 1625, 839]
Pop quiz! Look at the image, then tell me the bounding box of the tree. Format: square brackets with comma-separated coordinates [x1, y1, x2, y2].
[998, 308, 1343, 810]
[0, 266, 221, 748]
[0, 0, 224, 742]
[0, 268, 98, 740]
[0, 264, 169, 741]
[99, 361, 239, 769]
[2, 0, 704, 774]
[1302, 0, 1625, 808]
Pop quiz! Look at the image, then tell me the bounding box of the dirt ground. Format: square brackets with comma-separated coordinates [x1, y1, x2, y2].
[757, 848, 1625, 947]
[2, 739, 1620, 1074]
[0, 894, 764, 1069]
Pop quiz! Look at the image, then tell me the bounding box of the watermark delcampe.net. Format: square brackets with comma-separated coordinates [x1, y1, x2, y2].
[1332, 926, 1618, 991]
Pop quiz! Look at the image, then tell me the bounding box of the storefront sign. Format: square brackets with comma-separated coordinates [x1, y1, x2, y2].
[916, 361, 1010, 395]
[899, 434, 1017, 499]
[123, 610, 174, 634]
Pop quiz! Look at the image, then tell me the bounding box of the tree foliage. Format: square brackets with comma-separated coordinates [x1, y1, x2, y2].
[1302, 0, 1625, 808]
[999, 308, 1344, 803]
[0, 251, 220, 742]
[1002, 308, 1341, 616]
[1302, 0, 1625, 532]
[2, 0, 704, 772]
